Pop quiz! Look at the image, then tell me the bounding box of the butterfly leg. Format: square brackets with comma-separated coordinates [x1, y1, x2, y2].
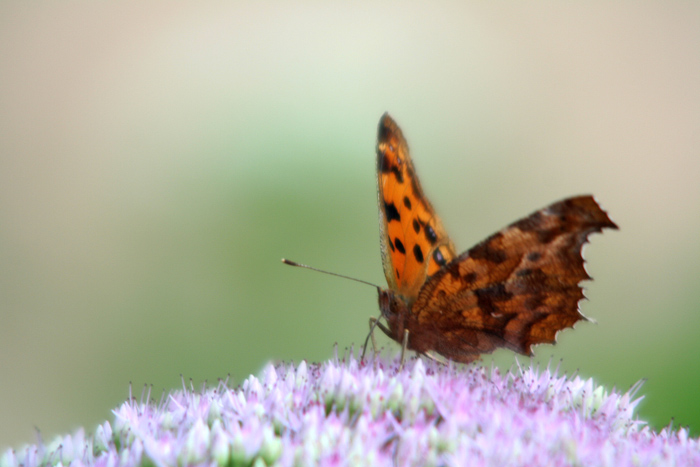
[423, 351, 448, 365]
[361, 317, 380, 362]
[398, 329, 410, 371]
[370, 318, 409, 371]
[361, 316, 395, 363]
[369, 317, 379, 354]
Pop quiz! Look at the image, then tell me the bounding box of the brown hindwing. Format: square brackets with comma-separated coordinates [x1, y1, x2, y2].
[410, 195, 617, 363]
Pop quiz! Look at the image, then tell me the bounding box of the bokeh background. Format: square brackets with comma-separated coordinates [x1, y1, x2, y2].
[1, 2, 699, 448]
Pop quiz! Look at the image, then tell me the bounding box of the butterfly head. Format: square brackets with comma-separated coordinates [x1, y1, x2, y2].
[377, 288, 411, 342]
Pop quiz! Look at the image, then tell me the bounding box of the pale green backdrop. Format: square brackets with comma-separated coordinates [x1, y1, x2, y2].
[1, 2, 699, 448]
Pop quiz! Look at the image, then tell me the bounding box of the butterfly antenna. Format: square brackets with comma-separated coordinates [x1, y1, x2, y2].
[281, 259, 381, 290]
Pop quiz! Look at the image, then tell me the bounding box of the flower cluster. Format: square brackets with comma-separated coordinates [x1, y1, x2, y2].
[2, 352, 698, 466]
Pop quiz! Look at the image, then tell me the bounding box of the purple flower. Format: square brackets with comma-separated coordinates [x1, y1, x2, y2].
[2, 352, 698, 466]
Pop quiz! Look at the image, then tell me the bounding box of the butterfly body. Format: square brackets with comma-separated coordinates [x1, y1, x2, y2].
[376, 113, 617, 363]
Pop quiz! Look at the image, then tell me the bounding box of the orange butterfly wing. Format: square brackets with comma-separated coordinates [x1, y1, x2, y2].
[376, 113, 456, 297]
[375, 114, 618, 363]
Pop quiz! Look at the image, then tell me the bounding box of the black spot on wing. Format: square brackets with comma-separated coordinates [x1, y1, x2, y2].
[445, 261, 461, 279]
[424, 224, 437, 245]
[384, 202, 401, 222]
[433, 248, 447, 267]
[403, 196, 412, 209]
[392, 166, 404, 184]
[413, 244, 424, 263]
[395, 238, 406, 254]
[412, 219, 420, 234]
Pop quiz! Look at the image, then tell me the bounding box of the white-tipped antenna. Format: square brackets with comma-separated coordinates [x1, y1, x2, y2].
[282, 259, 381, 290]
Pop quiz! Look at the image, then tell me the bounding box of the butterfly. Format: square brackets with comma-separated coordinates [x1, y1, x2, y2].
[369, 113, 617, 365]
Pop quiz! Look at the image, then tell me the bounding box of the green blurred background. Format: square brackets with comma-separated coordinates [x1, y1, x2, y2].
[1, 2, 699, 448]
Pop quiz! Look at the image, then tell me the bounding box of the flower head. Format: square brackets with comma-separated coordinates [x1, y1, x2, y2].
[2, 352, 698, 466]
